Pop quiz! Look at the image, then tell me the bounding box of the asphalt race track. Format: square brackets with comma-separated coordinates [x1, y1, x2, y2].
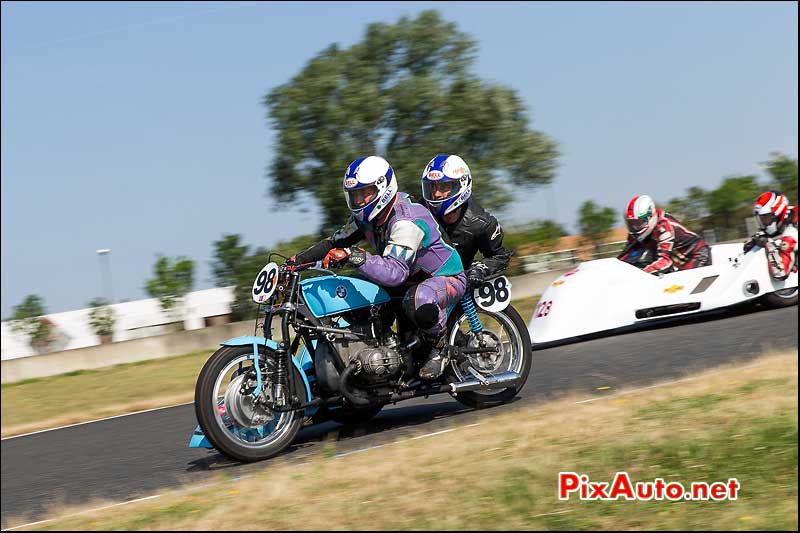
[2, 304, 797, 528]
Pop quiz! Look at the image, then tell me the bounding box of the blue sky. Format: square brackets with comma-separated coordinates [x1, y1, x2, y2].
[2, 1, 797, 316]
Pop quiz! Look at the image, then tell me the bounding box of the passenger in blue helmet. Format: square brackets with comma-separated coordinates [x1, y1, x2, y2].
[288, 155, 467, 380]
[421, 154, 513, 287]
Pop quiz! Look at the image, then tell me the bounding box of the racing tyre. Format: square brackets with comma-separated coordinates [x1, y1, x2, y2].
[762, 287, 798, 308]
[195, 345, 308, 463]
[445, 304, 532, 409]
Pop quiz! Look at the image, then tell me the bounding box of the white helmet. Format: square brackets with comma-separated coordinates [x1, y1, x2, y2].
[625, 195, 658, 241]
[421, 154, 472, 217]
[343, 156, 398, 223]
[753, 190, 791, 237]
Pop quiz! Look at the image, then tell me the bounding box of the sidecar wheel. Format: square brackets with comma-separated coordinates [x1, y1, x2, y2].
[762, 287, 798, 308]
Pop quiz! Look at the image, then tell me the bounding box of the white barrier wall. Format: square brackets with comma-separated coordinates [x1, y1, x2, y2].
[1, 319, 259, 383]
[1, 287, 235, 360]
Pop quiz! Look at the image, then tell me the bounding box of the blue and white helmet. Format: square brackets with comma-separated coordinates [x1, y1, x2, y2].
[421, 154, 472, 217]
[343, 155, 398, 223]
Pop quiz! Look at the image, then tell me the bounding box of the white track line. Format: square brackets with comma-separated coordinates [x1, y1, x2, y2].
[531, 509, 574, 518]
[1, 402, 194, 440]
[334, 443, 388, 458]
[2, 478, 243, 531]
[2, 421, 485, 530]
[2, 495, 163, 531]
[410, 427, 457, 440]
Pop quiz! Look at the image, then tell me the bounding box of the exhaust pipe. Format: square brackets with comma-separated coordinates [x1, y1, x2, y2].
[449, 371, 521, 394]
[339, 363, 373, 407]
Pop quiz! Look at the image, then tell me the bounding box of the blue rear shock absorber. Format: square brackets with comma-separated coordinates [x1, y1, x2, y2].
[461, 294, 483, 333]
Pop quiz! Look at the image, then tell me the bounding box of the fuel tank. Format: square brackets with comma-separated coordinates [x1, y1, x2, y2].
[300, 275, 391, 318]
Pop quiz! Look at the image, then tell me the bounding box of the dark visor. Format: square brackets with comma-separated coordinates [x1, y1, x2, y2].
[758, 213, 776, 227]
[626, 218, 648, 233]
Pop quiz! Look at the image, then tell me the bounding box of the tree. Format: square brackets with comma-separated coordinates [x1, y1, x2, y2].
[230, 247, 271, 322]
[762, 152, 798, 204]
[227, 234, 323, 322]
[504, 220, 567, 253]
[87, 297, 115, 343]
[210, 234, 249, 288]
[145, 255, 194, 326]
[578, 201, 617, 249]
[264, 10, 560, 233]
[707, 175, 762, 239]
[681, 186, 710, 226]
[664, 186, 710, 231]
[503, 220, 568, 275]
[9, 294, 53, 351]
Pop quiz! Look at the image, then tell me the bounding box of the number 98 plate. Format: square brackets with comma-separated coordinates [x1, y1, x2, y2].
[473, 275, 512, 312]
[252, 262, 280, 303]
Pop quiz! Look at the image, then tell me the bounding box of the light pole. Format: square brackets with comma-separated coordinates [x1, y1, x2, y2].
[96, 249, 114, 304]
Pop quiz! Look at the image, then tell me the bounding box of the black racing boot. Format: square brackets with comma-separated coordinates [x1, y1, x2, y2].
[419, 331, 449, 380]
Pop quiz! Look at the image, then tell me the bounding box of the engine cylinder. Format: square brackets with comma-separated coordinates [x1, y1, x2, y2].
[355, 346, 403, 378]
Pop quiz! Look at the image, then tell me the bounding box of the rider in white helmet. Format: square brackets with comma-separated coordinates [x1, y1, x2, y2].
[618, 195, 711, 274]
[289, 156, 467, 380]
[420, 154, 513, 288]
[744, 190, 798, 280]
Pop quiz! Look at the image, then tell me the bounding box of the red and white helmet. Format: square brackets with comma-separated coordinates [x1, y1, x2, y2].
[753, 190, 790, 236]
[625, 195, 658, 241]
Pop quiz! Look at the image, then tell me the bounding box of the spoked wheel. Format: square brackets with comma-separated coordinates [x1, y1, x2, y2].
[194, 345, 307, 462]
[444, 304, 532, 408]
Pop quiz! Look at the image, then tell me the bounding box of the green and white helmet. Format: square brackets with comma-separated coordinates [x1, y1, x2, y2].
[624, 195, 658, 241]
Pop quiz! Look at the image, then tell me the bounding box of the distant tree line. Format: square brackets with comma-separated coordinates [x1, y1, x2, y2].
[663, 152, 797, 241]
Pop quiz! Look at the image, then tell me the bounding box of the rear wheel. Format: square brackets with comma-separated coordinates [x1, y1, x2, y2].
[762, 287, 798, 308]
[194, 345, 307, 463]
[444, 304, 532, 409]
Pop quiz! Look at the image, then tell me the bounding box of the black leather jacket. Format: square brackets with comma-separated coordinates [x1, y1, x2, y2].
[437, 198, 514, 279]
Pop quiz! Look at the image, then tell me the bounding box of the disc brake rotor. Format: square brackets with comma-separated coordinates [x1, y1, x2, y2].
[464, 330, 503, 373]
[224, 374, 273, 428]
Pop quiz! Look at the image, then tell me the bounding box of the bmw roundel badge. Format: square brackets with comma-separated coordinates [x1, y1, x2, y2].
[336, 285, 347, 298]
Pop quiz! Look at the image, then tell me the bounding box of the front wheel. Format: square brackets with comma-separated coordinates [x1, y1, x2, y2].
[444, 304, 532, 409]
[194, 345, 307, 462]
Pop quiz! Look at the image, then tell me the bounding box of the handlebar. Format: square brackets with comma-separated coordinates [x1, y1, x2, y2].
[283, 260, 337, 276]
[283, 261, 317, 273]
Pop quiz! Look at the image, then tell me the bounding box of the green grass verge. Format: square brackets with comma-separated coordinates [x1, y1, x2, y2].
[10, 351, 796, 531]
[1, 350, 213, 437]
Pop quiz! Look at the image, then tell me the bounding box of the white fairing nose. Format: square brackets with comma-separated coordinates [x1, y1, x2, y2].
[528, 243, 797, 346]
